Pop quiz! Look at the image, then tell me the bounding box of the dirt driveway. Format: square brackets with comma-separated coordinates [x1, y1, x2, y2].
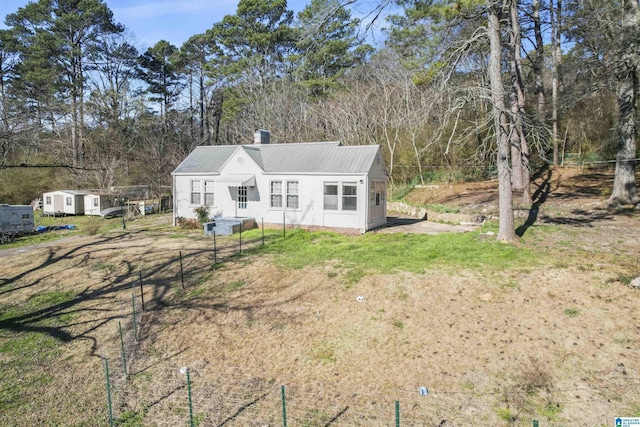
[373, 216, 480, 234]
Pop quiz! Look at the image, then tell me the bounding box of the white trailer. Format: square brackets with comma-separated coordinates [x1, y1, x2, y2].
[84, 193, 115, 216]
[0, 204, 34, 234]
[42, 190, 89, 216]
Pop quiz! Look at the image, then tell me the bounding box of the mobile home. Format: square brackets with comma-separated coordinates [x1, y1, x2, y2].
[42, 190, 89, 216]
[0, 204, 34, 233]
[84, 193, 115, 216]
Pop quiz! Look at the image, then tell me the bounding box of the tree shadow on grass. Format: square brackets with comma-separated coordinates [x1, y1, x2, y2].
[516, 166, 636, 237]
[516, 166, 554, 237]
[0, 232, 211, 348]
[216, 391, 270, 427]
[323, 406, 350, 426]
[0, 231, 298, 359]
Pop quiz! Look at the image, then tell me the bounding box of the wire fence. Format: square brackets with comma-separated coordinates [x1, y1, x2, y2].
[99, 353, 635, 427]
[97, 290, 637, 427]
[87, 219, 638, 426]
[91, 219, 285, 426]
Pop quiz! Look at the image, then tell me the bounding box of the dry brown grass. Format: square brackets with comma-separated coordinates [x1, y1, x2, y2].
[1, 168, 640, 426]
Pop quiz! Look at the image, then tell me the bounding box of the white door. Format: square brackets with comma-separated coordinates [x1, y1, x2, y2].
[236, 186, 248, 217]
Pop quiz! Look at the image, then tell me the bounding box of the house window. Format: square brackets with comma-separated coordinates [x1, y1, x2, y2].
[270, 181, 282, 208]
[342, 183, 357, 211]
[370, 181, 384, 206]
[191, 180, 201, 205]
[286, 181, 299, 209]
[324, 183, 338, 210]
[204, 180, 214, 205]
[46, 196, 51, 205]
[93, 197, 99, 207]
[238, 186, 247, 209]
[66, 197, 72, 206]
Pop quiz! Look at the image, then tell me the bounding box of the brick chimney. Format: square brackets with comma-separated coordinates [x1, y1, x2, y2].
[253, 129, 270, 145]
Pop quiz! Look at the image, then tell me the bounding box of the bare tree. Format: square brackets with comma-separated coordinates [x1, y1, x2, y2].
[488, 1, 517, 242]
[550, 0, 562, 165]
[509, 0, 532, 205]
[610, 0, 640, 205]
[531, 0, 546, 120]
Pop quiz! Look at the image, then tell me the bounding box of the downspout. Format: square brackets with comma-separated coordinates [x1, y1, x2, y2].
[364, 174, 369, 233]
[172, 174, 177, 226]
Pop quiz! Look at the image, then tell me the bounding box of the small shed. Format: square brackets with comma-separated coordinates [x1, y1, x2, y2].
[0, 204, 34, 233]
[84, 193, 115, 216]
[42, 190, 89, 216]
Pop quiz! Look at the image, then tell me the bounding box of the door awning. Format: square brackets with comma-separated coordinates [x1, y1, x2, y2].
[216, 174, 256, 187]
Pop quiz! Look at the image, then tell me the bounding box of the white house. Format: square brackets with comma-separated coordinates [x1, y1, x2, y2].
[83, 193, 115, 216]
[172, 135, 387, 234]
[42, 190, 90, 216]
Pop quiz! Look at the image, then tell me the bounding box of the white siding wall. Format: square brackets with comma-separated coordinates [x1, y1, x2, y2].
[259, 174, 366, 231]
[42, 191, 85, 215]
[84, 195, 101, 216]
[366, 153, 388, 230]
[175, 173, 369, 231]
[173, 148, 386, 232]
[84, 195, 113, 216]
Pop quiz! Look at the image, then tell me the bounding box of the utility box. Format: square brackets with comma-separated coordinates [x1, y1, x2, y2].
[0, 204, 34, 233]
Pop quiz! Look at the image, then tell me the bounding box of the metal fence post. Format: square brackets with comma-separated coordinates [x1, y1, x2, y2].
[102, 357, 113, 427]
[261, 217, 264, 245]
[533, 421, 539, 427]
[131, 293, 137, 341]
[179, 250, 185, 290]
[281, 385, 287, 427]
[186, 368, 194, 427]
[213, 231, 217, 266]
[283, 212, 285, 238]
[239, 221, 242, 254]
[139, 271, 145, 312]
[395, 400, 400, 427]
[118, 321, 127, 377]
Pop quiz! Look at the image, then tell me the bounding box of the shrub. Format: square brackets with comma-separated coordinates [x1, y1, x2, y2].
[176, 217, 199, 230]
[193, 205, 211, 225]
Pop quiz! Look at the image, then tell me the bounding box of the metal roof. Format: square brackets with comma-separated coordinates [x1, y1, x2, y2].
[243, 146, 264, 169]
[173, 145, 239, 174]
[214, 174, 256, 187]
[173, 142, 381, 175]
[43, 190, 92, 195]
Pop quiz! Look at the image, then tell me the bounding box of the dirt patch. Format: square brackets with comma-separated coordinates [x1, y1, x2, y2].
[1, 168, 639, 426]
[374, 216, 479, 234]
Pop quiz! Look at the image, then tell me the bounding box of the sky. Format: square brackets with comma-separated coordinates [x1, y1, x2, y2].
[0, 0, 312, 49]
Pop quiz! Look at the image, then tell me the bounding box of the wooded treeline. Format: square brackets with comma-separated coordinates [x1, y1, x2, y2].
[0, 0, 638, 239]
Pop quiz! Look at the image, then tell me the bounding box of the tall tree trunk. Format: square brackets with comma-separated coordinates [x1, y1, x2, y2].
[78, 54, 85, 166]
[509, 0, 531, 205]
[214, 89, 223, 145]
[532, 0, 545, 121]
[488, 1, 517, 242]
[551, 0, 562, 165]
[610, 0, 640, 206]
[509, 0, 524, 192]
[71, 94, 78, 167]
[199, 71, 205, 139]
[188, 72, 194, 138]
[70, 54, 79, 167]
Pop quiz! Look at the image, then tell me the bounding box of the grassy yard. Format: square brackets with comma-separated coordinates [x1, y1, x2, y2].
[0, 193, 639, 426]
